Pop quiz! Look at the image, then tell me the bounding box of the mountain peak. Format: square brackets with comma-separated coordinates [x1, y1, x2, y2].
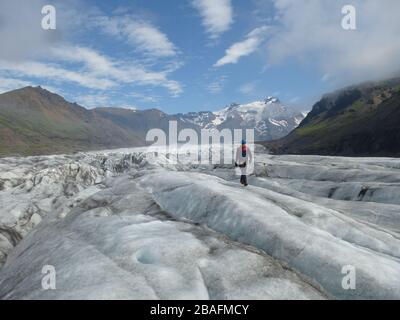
[202, 96, 306, 140]
[9, 85, 61, 100]
[264, 96, 280, 104]
[16, 85, 49, 93]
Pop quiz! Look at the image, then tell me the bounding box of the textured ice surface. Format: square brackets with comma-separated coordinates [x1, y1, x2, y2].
[1, 146, 400, 299]
[0, 174, 324, 300]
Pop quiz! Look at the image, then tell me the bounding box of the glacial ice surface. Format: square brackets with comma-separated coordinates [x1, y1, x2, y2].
[1, 147, 400, 299]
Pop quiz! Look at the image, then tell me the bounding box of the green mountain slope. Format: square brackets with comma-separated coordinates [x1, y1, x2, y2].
[264, 78, 400, 156]
[0, 87, 143, 157]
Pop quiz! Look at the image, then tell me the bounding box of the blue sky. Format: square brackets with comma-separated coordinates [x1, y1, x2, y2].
[1, 0, 400, 114]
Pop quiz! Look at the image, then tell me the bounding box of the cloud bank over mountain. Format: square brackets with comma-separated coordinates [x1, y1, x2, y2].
[263, 0, 400, 84]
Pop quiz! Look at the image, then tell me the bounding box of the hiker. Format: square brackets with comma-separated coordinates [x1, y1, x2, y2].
[235, 139, 252, 186]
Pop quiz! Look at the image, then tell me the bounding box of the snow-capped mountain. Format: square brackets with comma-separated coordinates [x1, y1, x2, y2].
[178, 97, 307, 141]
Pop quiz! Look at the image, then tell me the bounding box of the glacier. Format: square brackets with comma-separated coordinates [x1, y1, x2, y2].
[1, 146, 400, 299]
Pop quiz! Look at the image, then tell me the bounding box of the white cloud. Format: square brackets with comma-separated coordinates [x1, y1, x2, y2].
[75, 94, 139, 110]
[51, 46, 116, 75]
[0, 78, 33, 93]
[75, 94, 111, 109]
[266, 0, 400, 84]
[131, 92, 159, 103]
[239, 82, 256, 95]
[192, 0, 233, 39]
[207, 76, 227, 94]
[0, 60, 116, 90]
[0, 1, 183, 99]
[0, 0, 61, 61]
[94, 15, 177, 58]
[214, 26, 270, 67]
[0, 45, 183, 96]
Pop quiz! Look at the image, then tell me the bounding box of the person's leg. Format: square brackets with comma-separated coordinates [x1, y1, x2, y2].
[240, 175, 245, 185]
[243, 175, 248, 186]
